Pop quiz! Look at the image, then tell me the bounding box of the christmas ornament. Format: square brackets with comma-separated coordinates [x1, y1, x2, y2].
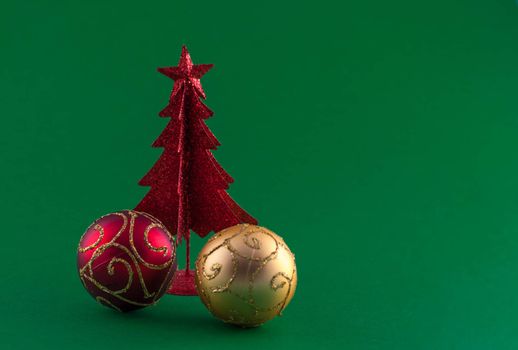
[136, 46, 257, 295]
[77, 210, 177, 312]
[195, 224, 297, 327]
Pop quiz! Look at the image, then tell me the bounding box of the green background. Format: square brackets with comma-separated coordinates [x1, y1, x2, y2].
[1, 0, 518, 349]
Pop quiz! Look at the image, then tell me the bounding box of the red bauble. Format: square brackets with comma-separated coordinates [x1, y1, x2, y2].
[77, 210, 177, 312]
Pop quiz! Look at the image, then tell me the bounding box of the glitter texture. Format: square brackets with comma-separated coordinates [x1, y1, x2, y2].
[135, 46, 257, 295]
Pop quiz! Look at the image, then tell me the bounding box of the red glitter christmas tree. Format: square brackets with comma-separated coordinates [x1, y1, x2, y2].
[135, 46, 257, 295]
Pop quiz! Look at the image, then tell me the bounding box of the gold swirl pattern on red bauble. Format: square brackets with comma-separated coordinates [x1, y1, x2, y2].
[195, 224, 297, 327]
[78, 210, 176, 310]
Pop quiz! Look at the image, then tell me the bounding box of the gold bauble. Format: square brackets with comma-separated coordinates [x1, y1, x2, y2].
[195, 224, 297, 327]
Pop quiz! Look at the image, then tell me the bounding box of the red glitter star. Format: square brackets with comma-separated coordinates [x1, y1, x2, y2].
[157, 46, 213, 99]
